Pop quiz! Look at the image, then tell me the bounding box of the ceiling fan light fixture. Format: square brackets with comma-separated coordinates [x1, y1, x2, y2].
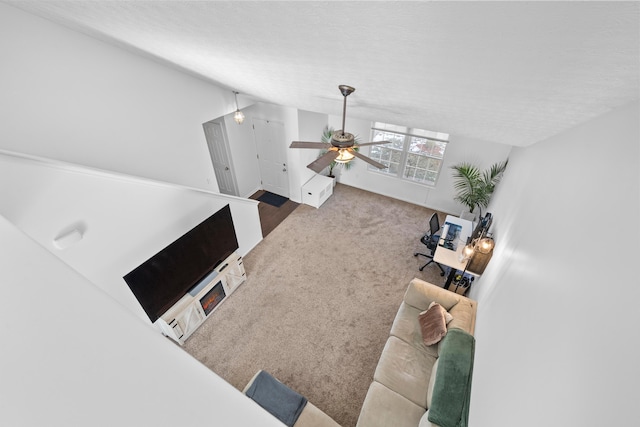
[233, 91, 244, 125]
[289, 85, 390, 173]
[334, 148, 355, 164]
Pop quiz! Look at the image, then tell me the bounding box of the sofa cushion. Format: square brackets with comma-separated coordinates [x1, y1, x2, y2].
[373, 336, 437, 408]
[418, 303, 448, 346]
[356, 381, 425, 427]
[390, 302, 439, 357]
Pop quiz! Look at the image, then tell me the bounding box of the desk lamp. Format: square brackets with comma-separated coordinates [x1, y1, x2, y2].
[476, 236, 495, 254]
[459, 240, 475, 263]
[466, 233, 494, 275]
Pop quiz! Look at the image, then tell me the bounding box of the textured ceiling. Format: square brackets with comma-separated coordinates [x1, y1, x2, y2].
[7, 1, 639, 147]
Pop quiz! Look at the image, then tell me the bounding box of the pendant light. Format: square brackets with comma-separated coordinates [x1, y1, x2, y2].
[233, 91, 245, 125]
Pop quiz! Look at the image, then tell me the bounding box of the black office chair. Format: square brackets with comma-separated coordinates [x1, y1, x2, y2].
[413, 212, 447, 276]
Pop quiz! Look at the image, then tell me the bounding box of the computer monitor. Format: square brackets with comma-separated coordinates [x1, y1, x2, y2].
[471, 213, 492, 241]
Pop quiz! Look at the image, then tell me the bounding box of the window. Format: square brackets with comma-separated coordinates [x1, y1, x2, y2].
[367, 122, 449, 186]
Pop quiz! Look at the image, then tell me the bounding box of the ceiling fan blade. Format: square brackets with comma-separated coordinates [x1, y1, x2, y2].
[349, 149, 387, 169]
[354, 140, 392, 147]
[290, 141, 332, 149]
[307, 150, 339, 173]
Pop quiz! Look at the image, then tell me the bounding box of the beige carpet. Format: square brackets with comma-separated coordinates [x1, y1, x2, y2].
[183, 184, 448, 427]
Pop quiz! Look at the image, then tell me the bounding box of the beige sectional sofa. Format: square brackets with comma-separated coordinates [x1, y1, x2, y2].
[355, 278, 477, 427]
[244, 278, 477, 427]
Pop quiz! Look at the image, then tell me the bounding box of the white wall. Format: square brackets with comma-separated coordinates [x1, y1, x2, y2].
[223, 105, 327, 203]
[295, 110, 331, 195]
[0, 151, 262, 324]
[0, 215, 283, 427]
[0, 3, 241, 191]
[0, 9, 277, 425]
[0, 3, 265, 324]
[328, 115, 512, 214]
[216, 102, 308, 199]
[225, 102, 304, 201]
[468, 101, 640, 426]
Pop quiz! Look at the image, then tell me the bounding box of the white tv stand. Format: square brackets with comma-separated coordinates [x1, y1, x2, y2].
[155, 251, 246, 345]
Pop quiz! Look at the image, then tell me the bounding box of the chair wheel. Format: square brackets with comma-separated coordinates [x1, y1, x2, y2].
[440, 272, 445, 276]
[413, 252, 418, 256]
[419, 266, 425, 271]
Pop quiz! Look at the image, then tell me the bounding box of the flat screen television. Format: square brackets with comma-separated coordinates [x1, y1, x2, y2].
[124, 204, 238, 323]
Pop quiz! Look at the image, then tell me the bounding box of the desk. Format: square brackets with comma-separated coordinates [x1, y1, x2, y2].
[433, 215, 478, 291]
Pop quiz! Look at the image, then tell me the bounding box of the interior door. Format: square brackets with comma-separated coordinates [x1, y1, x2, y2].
[253, 119, 289, 197]
[203, 120, 239, 196]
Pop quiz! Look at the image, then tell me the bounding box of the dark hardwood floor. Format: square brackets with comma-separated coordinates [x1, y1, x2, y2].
[249, 190, 300, 237]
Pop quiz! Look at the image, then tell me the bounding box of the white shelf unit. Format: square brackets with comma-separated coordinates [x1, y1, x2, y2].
[155, 251, 246, 345]
[301, 174, 333, 208]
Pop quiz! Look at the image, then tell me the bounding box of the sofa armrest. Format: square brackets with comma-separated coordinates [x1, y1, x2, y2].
[404, 278, 461, 311]
[448, 299, 477, 335]
[404, 279, 477, 335]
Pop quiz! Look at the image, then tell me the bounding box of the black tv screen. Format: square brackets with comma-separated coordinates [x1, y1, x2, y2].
[124, 204, 238, 323]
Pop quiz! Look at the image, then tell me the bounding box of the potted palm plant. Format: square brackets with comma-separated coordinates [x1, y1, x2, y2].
[451, 160, 508, 220]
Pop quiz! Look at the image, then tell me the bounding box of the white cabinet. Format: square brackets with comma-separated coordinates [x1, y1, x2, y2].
[155, 251, 246, 345]
[224, 255, 246, 293]
[301, 174, 333, 208]
[170, 302, 205, 341]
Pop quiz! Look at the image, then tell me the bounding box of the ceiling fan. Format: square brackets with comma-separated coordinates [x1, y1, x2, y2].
[290, 85, 391, 173]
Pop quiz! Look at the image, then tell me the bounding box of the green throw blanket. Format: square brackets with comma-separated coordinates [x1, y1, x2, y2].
[428, 328, 475, 427]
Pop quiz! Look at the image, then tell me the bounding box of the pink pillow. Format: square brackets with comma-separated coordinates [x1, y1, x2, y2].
[429, 301, 454, 324]
[419, 303, 448, 346]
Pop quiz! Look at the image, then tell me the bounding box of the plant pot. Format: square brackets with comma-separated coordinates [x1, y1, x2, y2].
[460, 209, 476, 222]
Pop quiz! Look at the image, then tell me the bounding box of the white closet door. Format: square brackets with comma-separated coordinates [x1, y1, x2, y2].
[203, 119, 239, 196]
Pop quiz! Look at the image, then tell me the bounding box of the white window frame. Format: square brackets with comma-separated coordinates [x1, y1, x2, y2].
[366, 122, 449, 187]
